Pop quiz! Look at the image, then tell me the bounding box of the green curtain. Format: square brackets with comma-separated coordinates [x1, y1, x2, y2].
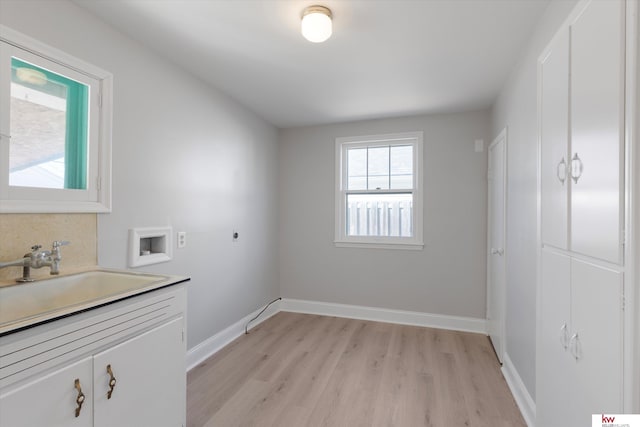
[64, 80, 88, 189]
[11, 58, 88, 189]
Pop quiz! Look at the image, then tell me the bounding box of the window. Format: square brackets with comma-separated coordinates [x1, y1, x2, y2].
[335, 132, 424, 249]
[0, 25, 112, 212]
[9, 57, 89, 190]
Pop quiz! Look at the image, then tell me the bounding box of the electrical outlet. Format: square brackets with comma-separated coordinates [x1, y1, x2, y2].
[177, 231, 187, 248]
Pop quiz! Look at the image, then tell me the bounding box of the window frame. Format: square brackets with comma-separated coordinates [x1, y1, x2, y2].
[335, 131, 424, 250]
[0, 25, 112, 213]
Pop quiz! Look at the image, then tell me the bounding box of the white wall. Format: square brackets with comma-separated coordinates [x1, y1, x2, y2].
[0, 0, 280, 350]
[279, 111, 491, 319]
[491, 0, 578, 401]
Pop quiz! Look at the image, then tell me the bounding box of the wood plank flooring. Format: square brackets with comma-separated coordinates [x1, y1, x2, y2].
[187, 312, 526, 427]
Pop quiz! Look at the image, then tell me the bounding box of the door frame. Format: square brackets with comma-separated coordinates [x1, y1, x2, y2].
[487, 127, 508, 364]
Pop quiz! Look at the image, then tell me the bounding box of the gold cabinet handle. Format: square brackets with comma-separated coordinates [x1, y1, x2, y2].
[74, 379, 86, 417]
[106, 364, 117, 399]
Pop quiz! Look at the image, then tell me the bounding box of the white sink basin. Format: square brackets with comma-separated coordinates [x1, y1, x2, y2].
[0, 269, 185, 334]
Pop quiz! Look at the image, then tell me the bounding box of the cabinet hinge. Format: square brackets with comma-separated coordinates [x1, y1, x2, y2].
[182, 330, 185, 343]
[96, 176, 101, 191]
[98, 91, 103, 108]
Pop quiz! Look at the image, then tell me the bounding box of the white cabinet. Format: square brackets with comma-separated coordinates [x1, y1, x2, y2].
[0, 283, 186, 427]
[540, 0, 624, 264]
[0, 357, 93, 427]
[570, 259, 623, 418]
[538, 250, 623, 427]
[93, 318, 185, 427]
[537, 250, 572, 427]
[569, 0, 624, 264]
[540, 27, 570, 251]
[537, 0, 632, 425]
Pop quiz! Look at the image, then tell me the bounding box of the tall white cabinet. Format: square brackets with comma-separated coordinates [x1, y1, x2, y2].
[537, 0, 634, 426]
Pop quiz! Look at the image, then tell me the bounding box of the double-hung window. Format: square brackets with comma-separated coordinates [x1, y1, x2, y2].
[335, 132, 424, 249]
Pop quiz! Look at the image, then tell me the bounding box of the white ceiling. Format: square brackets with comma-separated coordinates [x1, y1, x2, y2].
[74, 0, 549, 128]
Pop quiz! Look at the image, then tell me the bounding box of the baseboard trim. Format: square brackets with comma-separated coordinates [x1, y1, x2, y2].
[187, 298, 487, 371]
[280, 298, 487, 334]
[186, 299, 281, 371]
[501, 352, 536, 427]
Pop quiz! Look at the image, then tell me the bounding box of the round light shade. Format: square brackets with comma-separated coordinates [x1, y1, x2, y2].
[16, 68, 48, 86]
[301, 6, 332, 43]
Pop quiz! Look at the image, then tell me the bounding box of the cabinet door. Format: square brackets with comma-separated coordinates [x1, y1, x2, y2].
[570, 259, 623, 424]
[537, 249, 572, 427]
[540, 28, 570, 250]
[93, 317, 186, 427]
[0, 357, 93, 427]
[570, 0, 624, 263]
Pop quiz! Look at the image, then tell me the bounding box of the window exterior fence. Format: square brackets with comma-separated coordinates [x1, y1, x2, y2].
[346, 197, 413, 237]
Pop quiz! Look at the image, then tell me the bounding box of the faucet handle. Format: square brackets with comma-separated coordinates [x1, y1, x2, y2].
[31, 244, 42, 252]
[53, 240, 70, 249]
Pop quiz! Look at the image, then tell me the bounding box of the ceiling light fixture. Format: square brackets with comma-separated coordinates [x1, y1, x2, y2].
[301, 5, 332, 43]
[16, 68, 48, 86]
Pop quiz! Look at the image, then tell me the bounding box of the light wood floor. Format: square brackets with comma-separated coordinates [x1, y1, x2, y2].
[187, 312, 526, 427]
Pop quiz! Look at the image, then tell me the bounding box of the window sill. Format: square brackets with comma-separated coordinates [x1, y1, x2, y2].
[334, 241, 424, 250]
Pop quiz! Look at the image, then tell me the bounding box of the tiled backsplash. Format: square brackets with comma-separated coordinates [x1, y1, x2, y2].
[0, 214, 97, 282]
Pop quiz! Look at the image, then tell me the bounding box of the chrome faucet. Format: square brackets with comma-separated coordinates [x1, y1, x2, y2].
[0, 241, 70, 282]
[50, 240, 69, 275]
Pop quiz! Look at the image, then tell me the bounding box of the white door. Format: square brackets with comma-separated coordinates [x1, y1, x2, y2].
[0, 357, 93, 427]
[487, 129, 506, 363]
[93, 317, 186, 427]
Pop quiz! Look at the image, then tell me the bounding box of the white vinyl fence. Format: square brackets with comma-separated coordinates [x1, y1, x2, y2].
[346, 196, 413, 237]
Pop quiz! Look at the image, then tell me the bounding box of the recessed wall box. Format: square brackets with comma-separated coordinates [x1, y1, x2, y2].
[128, 227, 173, 267]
